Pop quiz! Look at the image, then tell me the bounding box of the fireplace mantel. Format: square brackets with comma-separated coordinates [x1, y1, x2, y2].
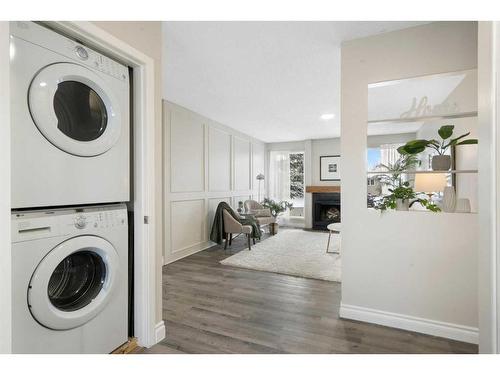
[306, 186, 341, 193]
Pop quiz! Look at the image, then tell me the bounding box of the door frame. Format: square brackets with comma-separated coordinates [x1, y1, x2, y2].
[478, 21, 499, 354]
[0, 21, 162, 351]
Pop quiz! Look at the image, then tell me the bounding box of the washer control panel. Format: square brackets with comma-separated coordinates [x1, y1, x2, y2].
[11, 204, 128, 242]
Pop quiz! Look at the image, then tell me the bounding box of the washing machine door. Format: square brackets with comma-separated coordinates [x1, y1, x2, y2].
[28, 235, 120, 330]
[28, 62, 122, 157]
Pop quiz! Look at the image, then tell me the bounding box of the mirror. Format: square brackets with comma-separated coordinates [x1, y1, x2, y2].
[366, 69, 478, 213]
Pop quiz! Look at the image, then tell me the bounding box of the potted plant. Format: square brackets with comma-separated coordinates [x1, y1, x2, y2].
[375, 181, 441, 212]
[373, 153, 440, 212]
[397, 125, 478, 171]
[261, 198, 293, 234]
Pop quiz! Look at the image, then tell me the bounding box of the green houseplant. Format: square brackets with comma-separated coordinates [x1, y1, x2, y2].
[261, 198, 293, 233]
[374, 181, 440, 212]
[397, 125, 478, 171]
[373, 153, 440, 212]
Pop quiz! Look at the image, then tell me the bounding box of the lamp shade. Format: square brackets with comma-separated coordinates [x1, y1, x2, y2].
[414, 173, 447, 193]
[256, 173, 265, 180]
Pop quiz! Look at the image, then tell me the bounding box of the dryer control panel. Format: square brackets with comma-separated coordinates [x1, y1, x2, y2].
[10, 21, 129, 82]
[11, 204, 128, 243]
[71, 43, 129, 82]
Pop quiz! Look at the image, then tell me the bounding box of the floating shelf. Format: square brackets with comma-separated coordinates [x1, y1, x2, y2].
[367, 111, 478, 125]
[367, 170, 478, 174]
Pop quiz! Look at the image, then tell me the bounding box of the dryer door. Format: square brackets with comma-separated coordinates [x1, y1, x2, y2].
[28, 62, 122, 157]
[28, 235, 120, 330]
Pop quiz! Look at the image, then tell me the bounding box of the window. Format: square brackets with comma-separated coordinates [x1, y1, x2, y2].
[269, 151, 304, 217]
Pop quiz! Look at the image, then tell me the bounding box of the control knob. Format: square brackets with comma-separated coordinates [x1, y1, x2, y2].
[75, 46, 89, 60]
[74, 215, 87, 229]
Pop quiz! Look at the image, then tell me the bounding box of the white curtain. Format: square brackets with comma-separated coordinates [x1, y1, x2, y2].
[269, 151, 291, 201]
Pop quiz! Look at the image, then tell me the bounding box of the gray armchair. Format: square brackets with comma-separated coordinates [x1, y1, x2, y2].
[222, 209, 253, 250]
[244, 200, 276, 233]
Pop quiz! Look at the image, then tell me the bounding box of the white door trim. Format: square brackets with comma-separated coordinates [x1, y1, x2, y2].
[42, 21, 161, 348]
[0, 21, 12, 354]
[478, 21, 499, 354]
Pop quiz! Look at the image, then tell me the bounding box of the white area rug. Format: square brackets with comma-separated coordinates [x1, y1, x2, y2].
[220, 229, 341, 282]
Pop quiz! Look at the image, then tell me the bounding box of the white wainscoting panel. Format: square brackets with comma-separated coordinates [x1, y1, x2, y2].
[233, 137, 251, 191]
[208, 127, 231, 192]
[170, 106, 205, 193]
[164, 101, 265, 264]
[170, 199, 206, 253]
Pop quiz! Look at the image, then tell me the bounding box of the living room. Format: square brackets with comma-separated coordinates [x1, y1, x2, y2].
[157, 20, 482, 354]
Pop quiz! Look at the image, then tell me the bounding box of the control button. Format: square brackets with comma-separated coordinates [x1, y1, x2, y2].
[74, 215, 87, 229]
[75, 46, 89, 60]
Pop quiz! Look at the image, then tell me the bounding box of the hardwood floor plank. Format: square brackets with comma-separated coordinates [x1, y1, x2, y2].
[141, 233, 477, 354]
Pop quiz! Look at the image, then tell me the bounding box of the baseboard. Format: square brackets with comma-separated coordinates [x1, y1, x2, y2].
[164, 241, 214, 264]
[339, 303, 478, 344]
[154, 321, 166, 344]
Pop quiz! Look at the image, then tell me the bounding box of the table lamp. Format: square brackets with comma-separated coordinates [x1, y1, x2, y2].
[414, 173, 447, 202]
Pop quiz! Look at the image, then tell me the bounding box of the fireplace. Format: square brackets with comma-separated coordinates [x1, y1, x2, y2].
[312, 192, 341, 230]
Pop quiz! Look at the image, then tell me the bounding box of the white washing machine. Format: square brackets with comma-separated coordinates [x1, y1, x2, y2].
[11, 204, 129, 353]
[10, 21, 130, 209]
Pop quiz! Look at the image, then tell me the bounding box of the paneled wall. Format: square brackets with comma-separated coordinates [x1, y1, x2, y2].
[163, 101, 266, 264]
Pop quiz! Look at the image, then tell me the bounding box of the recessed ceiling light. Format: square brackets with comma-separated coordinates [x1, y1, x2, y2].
[320, 113, 335, 120]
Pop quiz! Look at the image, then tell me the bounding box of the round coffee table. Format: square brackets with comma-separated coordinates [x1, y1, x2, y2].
[326, 223, 341, 254]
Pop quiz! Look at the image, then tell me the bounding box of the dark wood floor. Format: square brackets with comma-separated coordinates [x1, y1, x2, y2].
[138, 232, 477, 354]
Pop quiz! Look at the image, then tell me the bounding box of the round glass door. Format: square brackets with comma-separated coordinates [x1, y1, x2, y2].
[48, 250, 107, 312]
[53, 81, 108, 142]
[29, 63, 122, 157]
[29, 236, 119, 330]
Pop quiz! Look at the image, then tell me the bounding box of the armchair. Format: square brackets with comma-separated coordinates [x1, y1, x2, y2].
[244, 200, 276, 234]
[222, 209, 253, 250]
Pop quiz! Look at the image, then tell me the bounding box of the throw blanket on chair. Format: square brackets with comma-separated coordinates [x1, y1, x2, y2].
[210, 201, 262, 245]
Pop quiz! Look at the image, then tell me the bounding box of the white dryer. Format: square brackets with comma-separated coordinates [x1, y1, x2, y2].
[11, 204, 129, 353]
[10, 21, 130, 209]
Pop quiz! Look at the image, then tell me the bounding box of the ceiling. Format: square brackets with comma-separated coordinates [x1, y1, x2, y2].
[162, 21, 428, 143]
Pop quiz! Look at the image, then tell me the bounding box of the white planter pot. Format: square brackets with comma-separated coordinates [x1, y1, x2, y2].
[395, 199, 409, 211]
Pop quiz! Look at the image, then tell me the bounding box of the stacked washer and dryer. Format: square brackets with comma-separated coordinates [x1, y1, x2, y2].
[10, 21, 131, 353]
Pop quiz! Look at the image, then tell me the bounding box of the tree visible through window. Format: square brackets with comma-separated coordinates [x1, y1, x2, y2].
[290, 153, 304, 199]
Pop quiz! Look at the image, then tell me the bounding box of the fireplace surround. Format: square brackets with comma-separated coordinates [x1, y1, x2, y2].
[312, 192, 341, 230]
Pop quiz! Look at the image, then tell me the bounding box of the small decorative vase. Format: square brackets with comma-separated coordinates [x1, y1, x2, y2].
[442, 186, 456, 213]
[431, 155, 452, 171]
[395, 199, 409, 211]
[455, 198, 471, 213]
[237, 202, 244, 214]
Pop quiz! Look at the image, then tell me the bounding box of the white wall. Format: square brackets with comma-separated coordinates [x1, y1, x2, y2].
[0, 21, 12, 354]
[311, 138, 341, 186]
[163, 101, 266, 264]
[340, 22, 479, 343]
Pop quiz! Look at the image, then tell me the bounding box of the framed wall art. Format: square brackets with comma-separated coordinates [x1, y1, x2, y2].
[320, 155, 341, 181]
